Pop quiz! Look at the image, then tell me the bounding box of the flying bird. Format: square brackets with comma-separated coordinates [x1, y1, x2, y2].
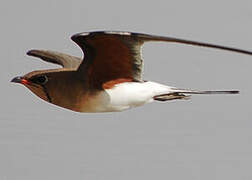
[11, 31, 252, 112]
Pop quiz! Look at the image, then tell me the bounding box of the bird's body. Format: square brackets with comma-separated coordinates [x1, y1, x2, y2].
[11, 31, 252, 112]
[83, 81, 174, 112]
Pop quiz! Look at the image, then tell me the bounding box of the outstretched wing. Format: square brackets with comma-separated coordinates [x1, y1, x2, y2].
[27, 49, 82, 69]
[71, 32, 145, 89]
[71, 31, 252, 89]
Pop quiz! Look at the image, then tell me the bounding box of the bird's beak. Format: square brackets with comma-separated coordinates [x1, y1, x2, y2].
[11, 76, 23, 83]
[11, 76, 29, 85]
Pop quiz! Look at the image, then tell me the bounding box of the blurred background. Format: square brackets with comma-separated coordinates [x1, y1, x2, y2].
[1, 0, 252, 179]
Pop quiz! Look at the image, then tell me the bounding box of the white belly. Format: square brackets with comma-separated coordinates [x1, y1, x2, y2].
[102, 81, 174, 112]
[79, 81, 175, 112]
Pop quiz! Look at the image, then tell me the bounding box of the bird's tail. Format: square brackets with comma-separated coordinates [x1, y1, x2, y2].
[171, 88, 239, 95]
[153, 88, 239, 101]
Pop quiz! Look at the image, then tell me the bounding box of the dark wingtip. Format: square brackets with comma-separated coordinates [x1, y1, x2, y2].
[26, 49, 50, 60]
[229, 90, 240, 94]
[26, 50, 32, 55]
[26, 49, 39, 57]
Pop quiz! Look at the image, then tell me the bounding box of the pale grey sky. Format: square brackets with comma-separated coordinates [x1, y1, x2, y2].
[1, 0, 252, 179]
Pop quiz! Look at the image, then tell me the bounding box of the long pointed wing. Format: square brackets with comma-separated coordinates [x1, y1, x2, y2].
[71, 32, 144, 89]
[27, 49, 82, 69]
[71, 31, 252, 89]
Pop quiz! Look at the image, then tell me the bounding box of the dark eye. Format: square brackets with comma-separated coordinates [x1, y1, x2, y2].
[31, 75, 48, 85]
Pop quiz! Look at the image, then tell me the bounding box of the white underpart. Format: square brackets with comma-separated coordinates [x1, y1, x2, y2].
[102, 81, 175, 112]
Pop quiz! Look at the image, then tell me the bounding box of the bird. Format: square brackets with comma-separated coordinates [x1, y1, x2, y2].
[11, 31, 252, 112]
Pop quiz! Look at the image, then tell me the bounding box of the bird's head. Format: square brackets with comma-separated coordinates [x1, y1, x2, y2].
[11, 69, 83, 111]
[11, 49, 86, 112]
[11, 70, 55, 103]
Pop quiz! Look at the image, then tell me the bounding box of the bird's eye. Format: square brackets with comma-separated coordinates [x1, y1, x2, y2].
[31, 75, 48, 85]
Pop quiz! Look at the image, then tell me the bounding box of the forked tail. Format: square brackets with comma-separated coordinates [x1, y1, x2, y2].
[154, 88, 239, 101]
[171, 89, 239, 95]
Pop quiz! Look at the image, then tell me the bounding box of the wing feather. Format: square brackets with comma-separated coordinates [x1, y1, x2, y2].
[71, 31, 252, 89]
[27, 49, 82, 69]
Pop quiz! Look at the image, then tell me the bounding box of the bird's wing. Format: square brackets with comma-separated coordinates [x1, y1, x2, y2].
[71, 31, 145, 89]
[27, 50, 82, 69]
[71, 31, 252, 89]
